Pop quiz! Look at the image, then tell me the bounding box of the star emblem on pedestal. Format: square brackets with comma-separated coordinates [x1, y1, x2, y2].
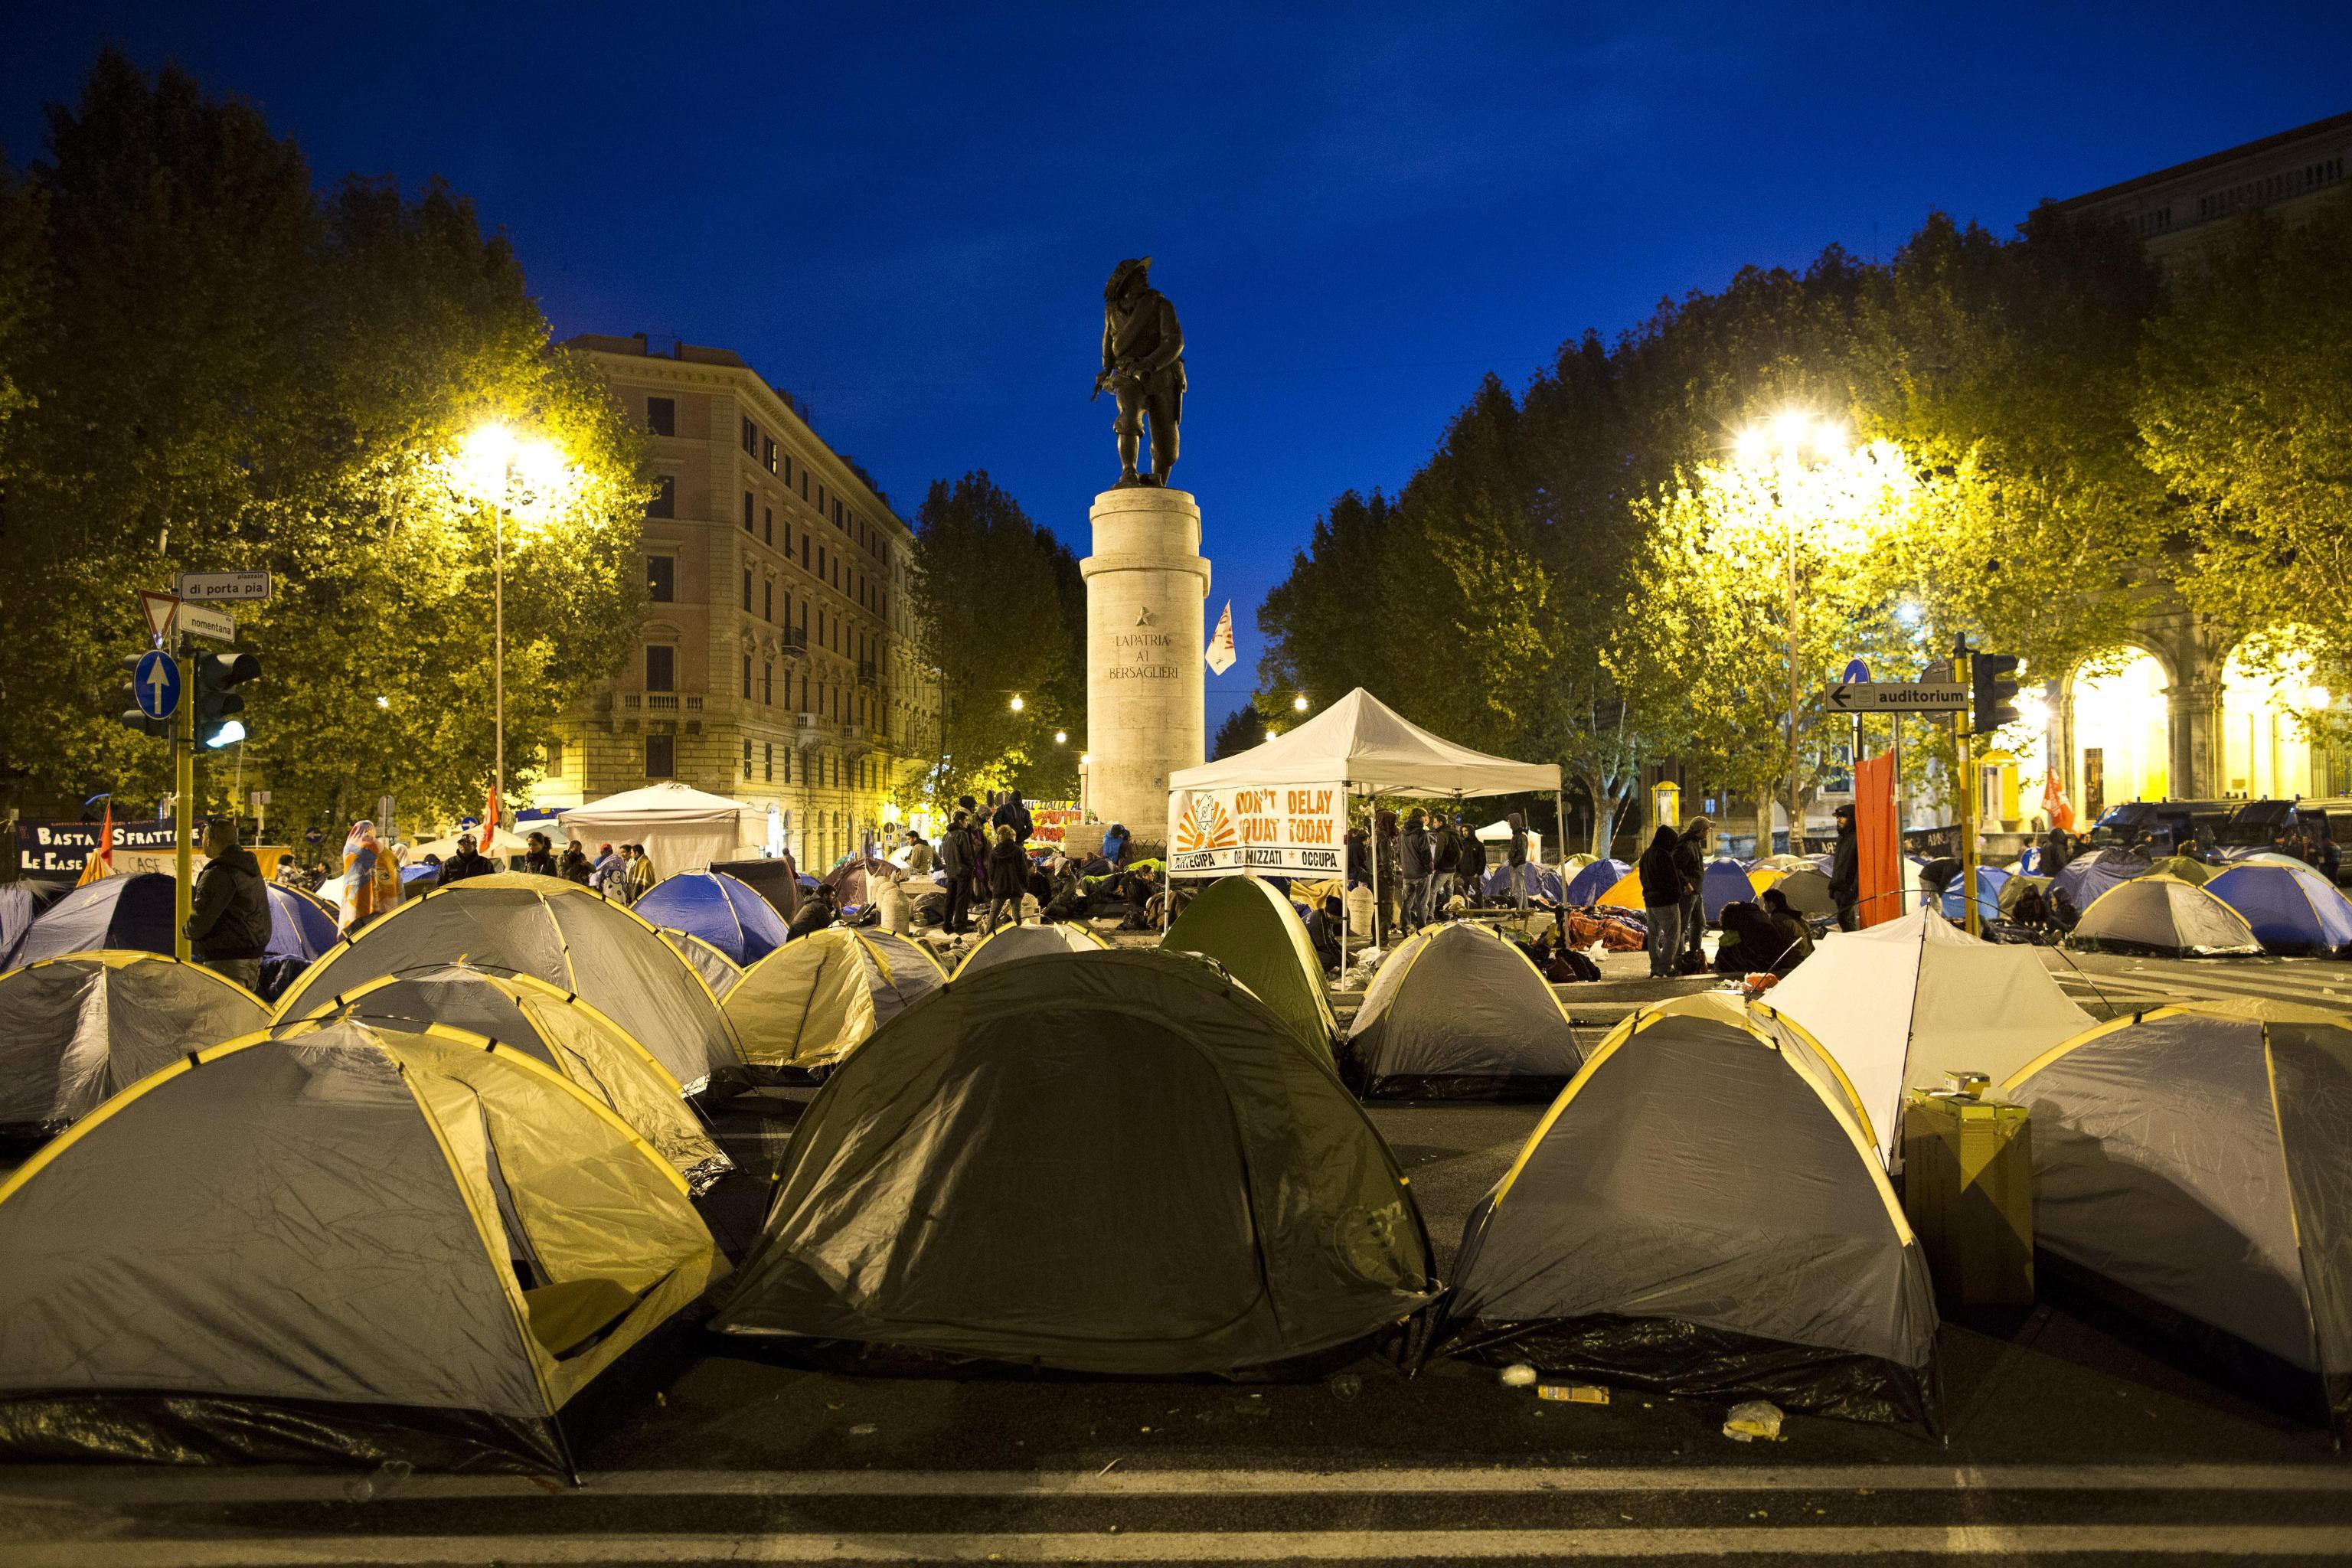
[1136, 606, 1158, 628]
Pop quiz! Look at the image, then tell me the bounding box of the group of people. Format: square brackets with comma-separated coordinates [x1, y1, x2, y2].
[1343, 809, 1537, 942]
[1638, 813, 1812, 979]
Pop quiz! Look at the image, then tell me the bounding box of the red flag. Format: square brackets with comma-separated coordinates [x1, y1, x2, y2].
[77, 802, 116, 887]
[482, 786, 501, 854]
[2040, 769, 2076, 835]
[1853, 753, 1901, 927]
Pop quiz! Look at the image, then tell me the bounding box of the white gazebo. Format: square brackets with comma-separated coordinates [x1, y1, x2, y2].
[558, 782, 760, 876]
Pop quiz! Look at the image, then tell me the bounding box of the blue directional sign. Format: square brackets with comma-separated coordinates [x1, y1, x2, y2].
[133, 650, 181, 721]
[1842, 658, 1871, 684]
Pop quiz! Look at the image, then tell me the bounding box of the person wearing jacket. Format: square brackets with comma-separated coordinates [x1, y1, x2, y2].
[939, 812, 975, 934]
[1828, 804, 1861, 931]
[1674, 816, 1710, 963]
[985, 823, 1027, 932]
[1101, 822, 1130, 867]
[786, 883, 837, 939]
[1505, 811, 1531, 913]
[590, 842, 625, 896]
[1637, 825, 1684, 978]
[520, 832, 558, 878]
[1375, 809, 1401, 939]
[991, 791, 1034, 847]
[1399, 808, 1436, 933]
[438, 835, 493, 886]
[1455, 816, 1487, 906]
[338, 818, 384, 933]
[1759, 887, 1815, 972]
[903, 831, 935, 877]
[558, 841, 592, 884]
[625, 844, 658, 903]
[187, 818, 272, 992]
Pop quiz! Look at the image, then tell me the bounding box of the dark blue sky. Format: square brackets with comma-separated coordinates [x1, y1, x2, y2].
[9, 5, 2349, 728]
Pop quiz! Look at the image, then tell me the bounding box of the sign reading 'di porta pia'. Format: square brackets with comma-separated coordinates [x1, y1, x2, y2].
[1168, 783, 1345, 877]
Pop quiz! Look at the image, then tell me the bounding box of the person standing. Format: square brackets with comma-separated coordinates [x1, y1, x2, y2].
[1375, 809, 1401, 940]
[590, 841, 626, 897]
[1674, 816, 1710, 965]
[520, 832, 557, 878]
[1399, 808, 1436, 933]
[1505, 811, 1532, 913]
[1637, 825, 1684, 978]
[186, 818, 272, 993]
[992, 790, 1034, 847]
[1829, 803, 1861, 931]
[437, 833, 492, 886]
[558, 840, 592, 884]
[939, 811, 974, 934]
[338, 819, 383, 933]
[1455, 815, 1487, 906]
[625, 844, 658, 903]
[903, 829, 935, 877]
[985, 823, 1027, 932]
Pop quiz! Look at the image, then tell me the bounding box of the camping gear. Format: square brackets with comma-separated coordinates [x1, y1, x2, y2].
[822, 856, 900, 910]
[1169, 688, 1561, 797]
[1938, 864, 2011, 928]
[558, 781, 760, 875]
[2002, 1003, 2352, 1435]
[407, 824, 549, 864]
[1901, 1089, 2034, 1307]
[658, 929, 744, 999]
[710, 858, 801, 923]
[0, 952, 267, 1138]
[271, 873, 745, 1094]
[632, 871, 789, 965]
[1761, 906, 2092, 1166]
[1998, 873, 2052, 919]
[9, 871, 336, 1000]
[1769, 864, 1837, 917]
[0, 881, 68, 969]
[2206, 863, 2352, 956]
[1480, 861, 1565, 903]
[0, 1018, 727, 1473]
[952, 920, 1106, 978]
[1592, 866, 1646, 910]
[1700, 858, 1762, 925]
[2142, 854, 2215, 885]
[1563, 858, 1631, 906]
[2069, 874, 2262, 957]
[1161, 874, 1341, 1058]
[723, 927, 946, 1080]
[1439, 995, 1938, 1427]
[2049, 848, 2151, 914]
[712, 949, 1436, 1374]
[1341, 923, 1582, 1099]
[276, 965, 732, 1194]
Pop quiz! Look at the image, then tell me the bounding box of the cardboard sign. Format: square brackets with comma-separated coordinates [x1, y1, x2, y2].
[1168, 783, 1344, 878]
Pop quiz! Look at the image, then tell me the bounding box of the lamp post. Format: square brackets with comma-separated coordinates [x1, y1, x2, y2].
[456, 426, 566, 820]
[1736, 410, 1847, 853]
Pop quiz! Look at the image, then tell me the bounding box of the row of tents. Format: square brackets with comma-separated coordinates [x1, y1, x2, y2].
[3, 867, 2349, 1472]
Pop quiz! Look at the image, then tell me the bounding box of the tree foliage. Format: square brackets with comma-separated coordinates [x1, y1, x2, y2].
[0, 54, 649, 839]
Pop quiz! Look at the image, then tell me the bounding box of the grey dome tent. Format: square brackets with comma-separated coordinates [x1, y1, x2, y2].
[0, 1018, 727, 1474]
[2001, 1002, 2352, 1435]
[1161, 873, 1341, 1058]
[273, 873, 744, 1094]
[1341, 923, 1583, 1099]
[1440, 995, 1939, 1427]
[2069, 874, 2262, 957]
[0, 952, 268, 1139]
[949, 920, 1106, 978]
[713, 949, 1436, 1374]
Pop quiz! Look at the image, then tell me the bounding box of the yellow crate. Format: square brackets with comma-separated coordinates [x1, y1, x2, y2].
[1902, 1090, 2034, 1307]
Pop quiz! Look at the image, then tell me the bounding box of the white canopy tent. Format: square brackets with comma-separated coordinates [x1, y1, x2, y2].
[557, 782, 760, 877]
[1167, 688, 1563, 956]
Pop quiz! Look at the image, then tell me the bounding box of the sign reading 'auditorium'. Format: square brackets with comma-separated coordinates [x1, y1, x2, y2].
[1168, 783, 1345, 877]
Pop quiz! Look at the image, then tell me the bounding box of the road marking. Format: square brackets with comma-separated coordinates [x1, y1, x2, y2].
[10, 1462, 2352, 1504]
[13, 1524, 2352, 1563]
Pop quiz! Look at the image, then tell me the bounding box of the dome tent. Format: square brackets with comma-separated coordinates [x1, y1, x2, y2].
[276, 965, 732, 1194]
[713, 949, 1436, 1374]
[273, 874, 743, 1094]
[11, 871, 336, 999]
[2002, 1003, 2352, 1436]
[723, 926, 946, 1080]
[0, 1018, 726, 1474]
[1762, 906, 2093, 1166]
[2050, 848, 2151, 913]
[1700, 858, 1762, 924]
[1341, 923, 1582, 1099]
[1939, 864, 2011, 927]
[1440, 995, 1938, 1428]
[2069, 874, 2262, 957]
[1562, 858, 1631, 906]
[1769, 863, 1838, 917]
[951, 920, 1106, 979]
[658, 928, 744, 999]
[632, 871, 789, 966]
[1161, 874, 1340, 1057]
[0, 952, 267, 1138]
[2205, 863, 2352, 957]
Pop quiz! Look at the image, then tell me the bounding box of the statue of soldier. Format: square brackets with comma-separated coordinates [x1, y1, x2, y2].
[1093, 256, 1185, 487]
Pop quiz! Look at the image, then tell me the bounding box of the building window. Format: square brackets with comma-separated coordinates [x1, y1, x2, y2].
[782, 747, 792, 784]
[648, 475, 675, 519]
[763, 742, 774, 782]
[763, 580, 773, 622]
[646, 556, 675, 603]
[741, 569, 753, 613]
[742, 655, 753, 699]
[782, 453, 793, 485]
[646, 733, 674, 778]
[647, 397, 675, 437]
[763, 507, 773, 547]
[763, 661, 773, 704]
[818, 544, 827, 580]
[743, 737, 753, 780]
[645, 645, 675, 692]
[741, 416, 757, 456]
[546, 737, 565, 774]
[764, 436, 778, 474]
[801, 537, 809, 570]
[743, 492, 755, 533]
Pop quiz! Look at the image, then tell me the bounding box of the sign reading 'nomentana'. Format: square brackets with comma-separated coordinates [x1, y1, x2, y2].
[1168, 783, 1344, 877]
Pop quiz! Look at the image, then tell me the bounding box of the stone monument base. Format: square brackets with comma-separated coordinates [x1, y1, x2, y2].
[1082, 487, 1210, 841]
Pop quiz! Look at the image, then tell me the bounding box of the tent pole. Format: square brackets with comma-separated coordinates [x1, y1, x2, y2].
[1370, 794, 1381, 949]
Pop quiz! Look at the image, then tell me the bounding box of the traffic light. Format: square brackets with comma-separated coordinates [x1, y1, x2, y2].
[117, 655, 169, 738]
[1972, 652, 2021, 733]
[191, 650, 260, 749]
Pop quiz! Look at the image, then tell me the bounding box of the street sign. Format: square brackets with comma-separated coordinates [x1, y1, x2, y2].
[1825, 681, 1968, 714]
[1842, 658, 1871, 684]
[139, 590, 178, 644]
[250, 790, 271, 805]
[176, 602, 237, 642]
[175, 570, 272, 603]
[132, 651, 181, 720]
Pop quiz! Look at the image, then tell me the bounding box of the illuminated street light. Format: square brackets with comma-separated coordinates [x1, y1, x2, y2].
[2308, 684, 2335, 712]
[1009, 694, 1025, 713]
[375, 695, 390, 709]
[1079, 752, 1091, 766]
[1738, 407, 1853, 850]
[1292, 693, 1309, 712]
[452, 423, 572, 821]
[1054, 730, 1067, 744]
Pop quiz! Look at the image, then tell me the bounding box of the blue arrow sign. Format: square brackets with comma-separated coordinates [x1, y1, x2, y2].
[134, 650, 180, 720]
[1842, 658, 1871, 684]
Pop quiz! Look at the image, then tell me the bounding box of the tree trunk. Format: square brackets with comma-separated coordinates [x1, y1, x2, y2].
[1756, 786, 1777, 859]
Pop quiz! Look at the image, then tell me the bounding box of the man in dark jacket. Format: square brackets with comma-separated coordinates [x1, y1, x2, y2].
[1759, 887, 1815, 971]
[438, 834, 493, 886]
[1399, 808, 1436, 933]
[187, 818, 272, 992]
[1431, 815, 1460, 889]
[1505, 811, 1531, 912]
[2040, 825, 2074, 882]
[786, 883, 837, 939]
[1828, 804, 1860, 931]
[1636, 825, 1683, 978]
[1674, 816, 1710, 963]
[985, 824, 1027, 932]
[939, 811, 975, 934]
[991, 791, 1034, 847]
[1455, 816, 1487, 906]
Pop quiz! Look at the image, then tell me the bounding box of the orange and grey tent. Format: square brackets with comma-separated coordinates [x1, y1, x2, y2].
[0, 1018, 726, 1473]
[0, 952, 266, 1138]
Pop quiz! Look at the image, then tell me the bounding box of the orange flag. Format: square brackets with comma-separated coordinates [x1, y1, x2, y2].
[76, 802, 116, 887]
[2040, 769, 2076, 835]
[482, 786, 501, 854]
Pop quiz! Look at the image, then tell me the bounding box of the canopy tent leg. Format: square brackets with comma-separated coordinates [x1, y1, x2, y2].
[1553, 786, 1567, 945]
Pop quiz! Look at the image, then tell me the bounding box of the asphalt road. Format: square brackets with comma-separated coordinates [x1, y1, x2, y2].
[7, 937, 2352, 1563]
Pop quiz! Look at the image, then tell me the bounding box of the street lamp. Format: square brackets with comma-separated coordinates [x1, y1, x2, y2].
[1736, 408, 1849, 852]
[455, 424, 567, 818]
[1292, 694, 1309, 713]
[1009, 694, 1025, 713]
[1054, 730, 1067, 745]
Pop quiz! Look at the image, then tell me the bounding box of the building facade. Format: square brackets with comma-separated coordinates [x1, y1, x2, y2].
[537, 335, 936, 871]
[2050, 109, 2351, 268]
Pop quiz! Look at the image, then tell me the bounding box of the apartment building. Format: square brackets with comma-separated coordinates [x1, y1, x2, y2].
[540, 333, 936, 871]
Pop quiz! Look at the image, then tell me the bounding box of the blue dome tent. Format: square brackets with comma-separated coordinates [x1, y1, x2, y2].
[2050, 849, 2150, 915]
[8, 872, 335, 1000]
[1940, 864, 2011, 927]
[1562, 858, 1631, 906]
[2206, 863, 2352, 957]
[1700, 858, 1763, 925]
[631, 870, 790, 965]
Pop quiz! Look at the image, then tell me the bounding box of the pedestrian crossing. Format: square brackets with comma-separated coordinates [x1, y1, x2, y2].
[8, 1462, 2352, 1563]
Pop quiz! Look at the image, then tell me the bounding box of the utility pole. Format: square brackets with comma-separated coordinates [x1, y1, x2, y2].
[1956, 638, 1981, 940]
[174, 635, 194, 960]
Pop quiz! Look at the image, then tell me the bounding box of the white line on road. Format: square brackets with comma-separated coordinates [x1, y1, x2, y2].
[14, 1524, 2352, 1564]
[10, 1462, 2352, 1505]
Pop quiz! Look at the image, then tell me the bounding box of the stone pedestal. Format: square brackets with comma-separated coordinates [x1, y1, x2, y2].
[1081, 487, 1210, 845]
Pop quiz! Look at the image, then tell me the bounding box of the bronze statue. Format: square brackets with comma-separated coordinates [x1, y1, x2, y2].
[1093, 256, 1185, 487]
